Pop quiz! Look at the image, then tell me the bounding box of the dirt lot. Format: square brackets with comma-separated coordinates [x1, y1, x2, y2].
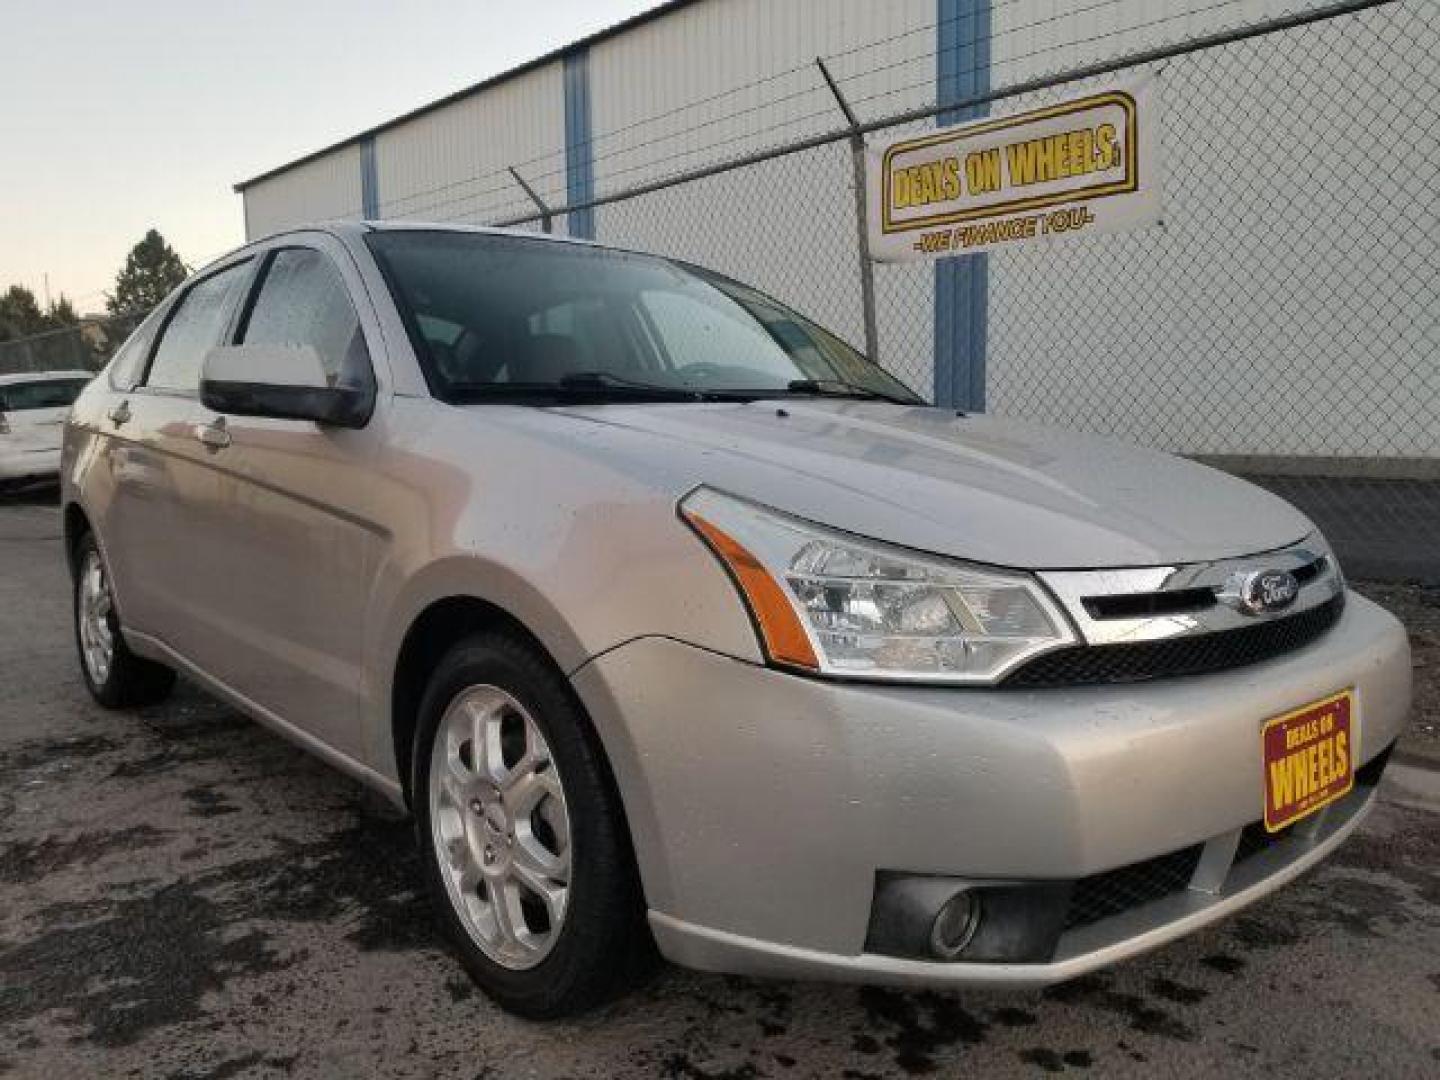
[2, 490, 1438, 1079]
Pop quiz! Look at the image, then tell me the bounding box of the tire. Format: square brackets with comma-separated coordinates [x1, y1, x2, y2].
[412, 631, 654, 1018]
[73, 530, 176, 708]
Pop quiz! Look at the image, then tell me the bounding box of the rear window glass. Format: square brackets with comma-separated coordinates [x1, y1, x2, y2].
[146, 261, 251, 393]
[0, 379, 89, 411]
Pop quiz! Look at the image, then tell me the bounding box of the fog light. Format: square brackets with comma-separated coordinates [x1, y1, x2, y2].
[929, 890, 981, 959]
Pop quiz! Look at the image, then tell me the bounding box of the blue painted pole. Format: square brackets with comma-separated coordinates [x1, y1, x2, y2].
[360, 137, 380, 220]
[934, 0, 991, 410]
[563, 50, 596, 240]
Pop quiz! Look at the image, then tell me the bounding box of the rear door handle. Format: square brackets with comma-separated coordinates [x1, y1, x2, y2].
[194, 418, 232, 450]
[107, 400, 131, 428]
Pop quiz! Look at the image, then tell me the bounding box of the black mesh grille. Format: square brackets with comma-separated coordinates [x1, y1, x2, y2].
[1067, 744, 1392, 932]
[1355, 742, 1394, 788]
[1063, 845, 1204, 930]
[1004, 595, 1344, 689]
[1234, 821, 1292, 864]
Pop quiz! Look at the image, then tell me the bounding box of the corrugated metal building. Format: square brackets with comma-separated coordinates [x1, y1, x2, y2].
[234, 0, 1438, 468]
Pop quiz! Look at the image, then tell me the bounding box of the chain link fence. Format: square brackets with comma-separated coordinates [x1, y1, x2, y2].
[0, 317, 123, 376]
[502, 0, 1440, 578]
[8, 0, 1434, 575]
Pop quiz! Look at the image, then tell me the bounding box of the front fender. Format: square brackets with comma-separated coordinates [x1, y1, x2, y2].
[359, 475, 762, 783]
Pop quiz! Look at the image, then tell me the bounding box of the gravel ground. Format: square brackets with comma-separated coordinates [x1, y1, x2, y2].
[1, 489, 1438, 1079]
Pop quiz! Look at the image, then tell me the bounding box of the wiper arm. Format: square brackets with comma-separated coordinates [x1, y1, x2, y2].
[556, 371, 690, 394]
[446, 374, 743, 404]
[785, 378, 917, 406]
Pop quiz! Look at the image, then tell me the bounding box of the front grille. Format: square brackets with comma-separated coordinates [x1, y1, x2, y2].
[1084, 586, 1216, 620]
[1063, 845, 1204, 930]
[1079, 556, 1329, 622]
[1004, 594, 1344, 688]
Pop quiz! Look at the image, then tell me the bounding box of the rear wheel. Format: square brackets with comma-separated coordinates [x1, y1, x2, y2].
[412, 631, 653, 1017]
[73, 531, 175, 708]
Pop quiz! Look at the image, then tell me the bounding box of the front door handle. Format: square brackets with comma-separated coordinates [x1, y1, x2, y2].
[194, 418, 232, 450]
[107, 400, 132, 428]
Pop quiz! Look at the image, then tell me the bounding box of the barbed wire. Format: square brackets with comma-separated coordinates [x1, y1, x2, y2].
[338, 0, 1042, 217]
[336, 0, 1261, 223]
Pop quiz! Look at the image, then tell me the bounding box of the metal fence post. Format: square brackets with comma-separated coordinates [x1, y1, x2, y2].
[816, 57, 881, 365]
[507, 167, 553, 234]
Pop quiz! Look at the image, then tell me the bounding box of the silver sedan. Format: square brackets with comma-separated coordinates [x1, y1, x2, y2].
[61, 222, 1410, 1017]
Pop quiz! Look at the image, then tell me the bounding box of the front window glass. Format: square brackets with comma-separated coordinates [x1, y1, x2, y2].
[241, 248, 372, 389]
[0, 378, 89, 411]
[367, 230, 920, 404]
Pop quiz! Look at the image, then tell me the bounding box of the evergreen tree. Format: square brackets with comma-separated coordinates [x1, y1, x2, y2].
[106, 229, 189, 319]
[0, 285, 80, 342]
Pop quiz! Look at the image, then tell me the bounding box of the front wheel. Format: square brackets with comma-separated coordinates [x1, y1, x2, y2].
[413, 632, 653, 1017]
[73, 531, 175, 708]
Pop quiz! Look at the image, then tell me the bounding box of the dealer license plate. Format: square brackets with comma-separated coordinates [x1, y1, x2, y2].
[1261, 689, 1355, 833]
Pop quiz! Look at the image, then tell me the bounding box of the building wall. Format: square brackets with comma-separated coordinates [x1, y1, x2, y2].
[244, 144, 364, 240]
[374, 63, 568, 227]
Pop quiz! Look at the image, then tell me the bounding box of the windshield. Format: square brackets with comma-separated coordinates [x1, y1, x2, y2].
[366, 230, 921, 404]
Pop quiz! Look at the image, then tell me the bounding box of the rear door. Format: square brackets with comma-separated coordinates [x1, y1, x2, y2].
[100, 259, 254, 637]
[176, 237, 388, 757]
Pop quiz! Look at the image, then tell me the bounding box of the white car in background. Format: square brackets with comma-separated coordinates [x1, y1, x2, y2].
[0, 371, 93, 491]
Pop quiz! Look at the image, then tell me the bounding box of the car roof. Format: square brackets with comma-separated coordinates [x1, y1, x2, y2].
[359, 220, 593, 245]
[0, 370, 94, 387]
[227, 219, 595, 257]
[188, 220, 609, 282]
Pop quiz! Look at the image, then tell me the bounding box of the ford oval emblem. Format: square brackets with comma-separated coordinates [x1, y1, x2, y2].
[1227, 569, 1300, 615]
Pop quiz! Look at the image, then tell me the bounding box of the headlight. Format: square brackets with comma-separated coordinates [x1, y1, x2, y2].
[681, 488, 1076, 684]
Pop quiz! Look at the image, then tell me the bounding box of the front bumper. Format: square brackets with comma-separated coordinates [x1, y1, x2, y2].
[570, 590, 1410, 987]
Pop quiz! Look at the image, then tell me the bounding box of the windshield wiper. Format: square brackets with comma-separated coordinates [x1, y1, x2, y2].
[558, 371, 770, 402]
[556, 371, 695, 395]
[784, 378, 918, 406]
[446, 373, 745, 404]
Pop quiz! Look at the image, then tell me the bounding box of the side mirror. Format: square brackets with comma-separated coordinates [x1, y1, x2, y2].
[200, 344, 372, 428]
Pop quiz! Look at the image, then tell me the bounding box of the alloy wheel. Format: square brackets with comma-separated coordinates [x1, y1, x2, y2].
[428, 684, 572, 970]
[78, 548, 115, 686]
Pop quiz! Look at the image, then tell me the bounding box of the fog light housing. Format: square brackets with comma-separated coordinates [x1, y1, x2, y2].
[929, 890, 981, 959]
[865, 872, 1072, 963]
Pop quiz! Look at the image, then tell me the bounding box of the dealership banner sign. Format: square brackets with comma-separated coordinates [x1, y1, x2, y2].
[867, 75, 1160, 262]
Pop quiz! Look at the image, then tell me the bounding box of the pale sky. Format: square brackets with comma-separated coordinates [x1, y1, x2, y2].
[0, 0, 662, 315]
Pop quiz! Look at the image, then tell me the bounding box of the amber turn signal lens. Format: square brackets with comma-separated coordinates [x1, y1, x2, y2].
[682, 508, 819, 671]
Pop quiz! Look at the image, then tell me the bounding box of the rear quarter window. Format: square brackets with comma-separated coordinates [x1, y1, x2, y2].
[106, 306, 167, 392]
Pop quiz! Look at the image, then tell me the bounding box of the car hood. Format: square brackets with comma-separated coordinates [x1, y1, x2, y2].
[532, 399, 1314, 570]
